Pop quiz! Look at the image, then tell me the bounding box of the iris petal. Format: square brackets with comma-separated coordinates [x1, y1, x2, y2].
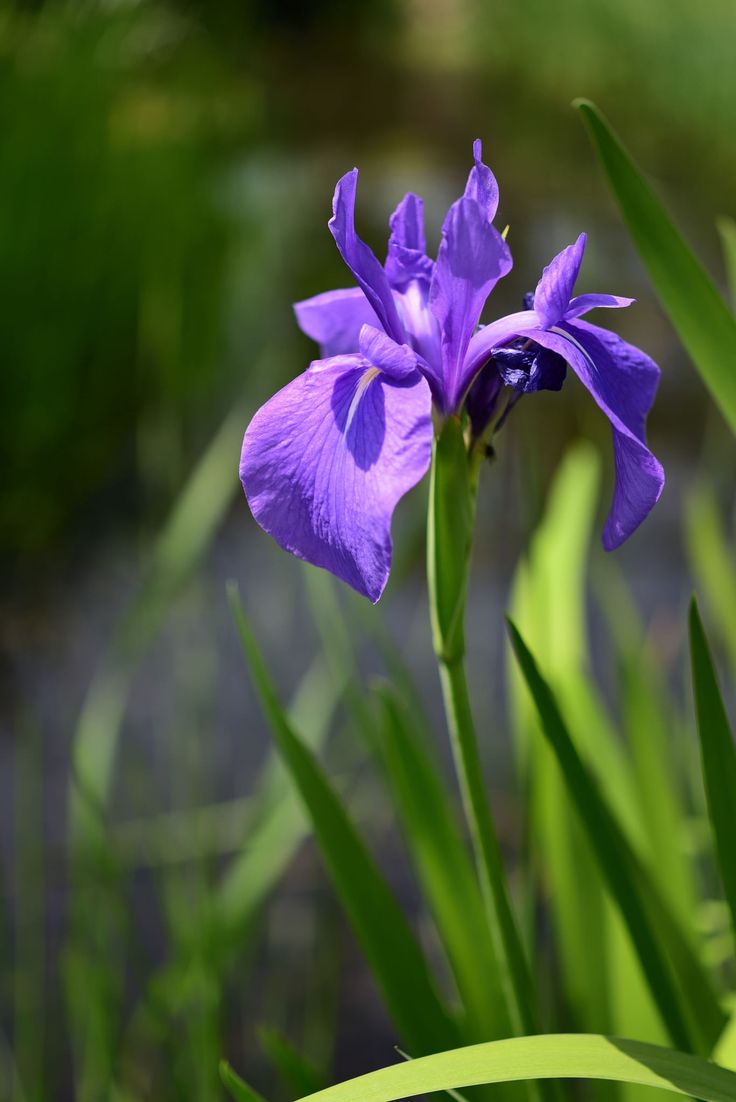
[429, 197, 512, 411]
[533, 233, 587, 328]
[514, 322, 664, 548]
[464, 138, 500, 222]
[329, 169, 405, 344]
[386, 192, 435, 289]
[240, 359, 432, 602]
[294, 287, 377, 357]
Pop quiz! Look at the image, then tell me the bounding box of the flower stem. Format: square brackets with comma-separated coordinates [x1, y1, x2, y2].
[427, 417, 536, 1038]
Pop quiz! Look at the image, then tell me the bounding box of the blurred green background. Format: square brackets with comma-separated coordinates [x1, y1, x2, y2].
[2, 0, 735, 1099]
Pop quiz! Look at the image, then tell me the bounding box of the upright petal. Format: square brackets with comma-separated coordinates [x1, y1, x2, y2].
[533, 233, 587, 328]
[294, 287, 378, 356]
[329, 169, 405, 344]
[386, 192, 434, 289]
[514, 323, 664, 548]
[429, 197, 512, 411]
[464, 139, 500, 222]
[241, 360, 432, 602]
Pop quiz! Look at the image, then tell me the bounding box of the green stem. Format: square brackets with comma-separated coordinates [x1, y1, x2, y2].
[427, 418, 537, 1038]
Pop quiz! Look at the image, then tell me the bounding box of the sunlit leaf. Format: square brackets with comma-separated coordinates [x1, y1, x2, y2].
[223, 1035, 736, 1102]
[576, 99, 736, 434]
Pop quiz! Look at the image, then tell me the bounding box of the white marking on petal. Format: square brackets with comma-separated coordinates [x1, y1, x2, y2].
[345, 367, 381, 433]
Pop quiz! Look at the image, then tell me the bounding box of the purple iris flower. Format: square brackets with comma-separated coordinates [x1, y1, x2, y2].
[241, 141, 511, 602]
[240, 149, 664, 602]
[464, 232, 664, 550]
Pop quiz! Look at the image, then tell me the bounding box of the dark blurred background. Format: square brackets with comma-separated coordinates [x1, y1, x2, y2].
[1, 0, 735, 1099]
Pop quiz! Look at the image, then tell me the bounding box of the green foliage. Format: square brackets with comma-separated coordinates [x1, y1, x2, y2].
[223, 1035, 736, 1102]
[689, 601, 736, 953]
[577, 100, 736, 434]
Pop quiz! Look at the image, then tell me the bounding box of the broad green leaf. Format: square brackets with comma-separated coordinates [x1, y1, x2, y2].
[375, 684, 510, 1043]
[689, 600, 736, 952]
[228, 584, 460, 1057]
[507, 621, 705, 1055]
[576, 100, 736, 435]
[222, 1035, 736, 1102]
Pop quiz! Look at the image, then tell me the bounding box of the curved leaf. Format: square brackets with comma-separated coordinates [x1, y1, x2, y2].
[222, 1035, 736, 1102]
[576, 99, 736, 435]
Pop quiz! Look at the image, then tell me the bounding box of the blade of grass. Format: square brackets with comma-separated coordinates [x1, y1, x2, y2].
[228, 582, 460, 1056]
[684, 491, 736, 676]
[717, 217, 736, 310]
[576, 99, 736, 434]
[689, 599, 736, 953]
[507, 620, 712, 1056]
[70, 400, 246, 846]
[375, 683, 510, 1043]
[221, 1035, 736, 1102]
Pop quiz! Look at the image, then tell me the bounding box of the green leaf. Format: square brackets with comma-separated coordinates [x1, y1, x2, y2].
[684, 491, 736, 675]
[717, 217, 736, 310]
[259, 1027, 325, 1097]
[228, 1035, 736, 1102]
[220, 1060, 268, 1102]
[375, 683, 510, 1043]
[507, 621, 705, 1055]
[689, 599, 736, 952]
[228, 584, 460, 1057]
[576, 99, 736, 435]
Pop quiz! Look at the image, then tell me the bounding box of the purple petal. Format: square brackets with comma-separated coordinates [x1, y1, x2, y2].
[294, 287, 378, 356]
[464, 139, 500, 222]
[460, 309, 537, 396]
[386, 193, 434, 289]
[533, 233, 587, 328]
[515, 322, 664, 548]
[358, 324, 417, 379]
[329, 169, 405, 344]
[241, 360, 432, 602]
[429, 197, 512, 411]
[388, 192, 426, 253]
[566, 293, 635, 319]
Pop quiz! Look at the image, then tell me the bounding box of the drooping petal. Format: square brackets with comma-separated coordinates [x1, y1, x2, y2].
[429, 197, 512, 410]
[565, 292, 635, 319]
[358, 324, 418, 379]
[240, 360, 432, 602]
[294, 287, 378, 356]
[533, 233, 587, 329]
[513, 322, 664, 548]
[386, 192, 434, 289]
[464, 139, 500, 222]
[329, 169, 405, 344]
